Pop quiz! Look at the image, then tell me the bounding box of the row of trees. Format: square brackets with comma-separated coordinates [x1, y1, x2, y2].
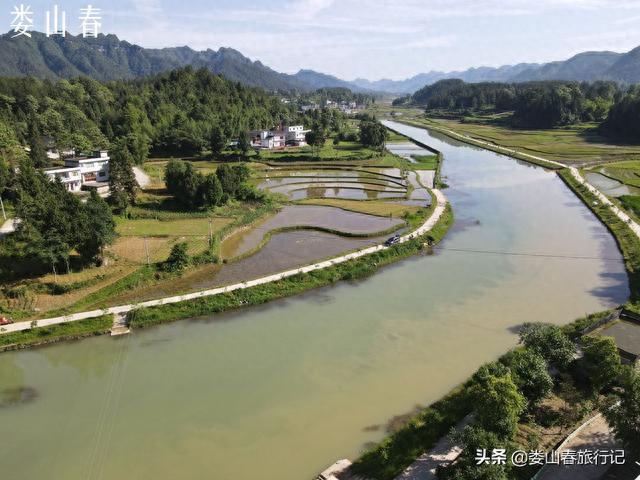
[439, 322, 638, 479]
[402, 78, 628, 130]
[164, 161, 260, 208]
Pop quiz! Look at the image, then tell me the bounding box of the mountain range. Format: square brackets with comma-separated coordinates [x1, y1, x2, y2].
[2, 31, 640, 94]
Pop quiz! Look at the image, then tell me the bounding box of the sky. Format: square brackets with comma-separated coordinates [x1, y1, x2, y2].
[7, 0, 640, 80]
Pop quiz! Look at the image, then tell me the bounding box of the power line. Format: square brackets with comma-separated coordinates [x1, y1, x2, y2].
[432, 246, 623, 262]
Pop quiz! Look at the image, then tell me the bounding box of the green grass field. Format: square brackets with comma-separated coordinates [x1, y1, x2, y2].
[115, 217, 232, 237]
[299, 198, 421, 217]
[600, 160, 640, 188]
[258, 140, 379, 162]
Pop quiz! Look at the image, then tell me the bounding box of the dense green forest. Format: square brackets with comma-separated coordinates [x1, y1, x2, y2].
[396, 78, 640, 141]
[0, 66, 299, 162]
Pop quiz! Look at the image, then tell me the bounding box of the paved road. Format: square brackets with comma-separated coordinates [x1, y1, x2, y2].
[535, 415, 619, 480]
[0, 190, 448, 334]
[133, 166, 151, 188]
[395, 416, 473, 480]
[0, 218, 18, 236]
[568, 167, 640, 238]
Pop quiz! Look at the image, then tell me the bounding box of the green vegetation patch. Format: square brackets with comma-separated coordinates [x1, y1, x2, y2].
[115, 217, 232, 237]
[602, 161, 640, 188]
[411, 154, 438, 169]
[619, 195, 640, 218]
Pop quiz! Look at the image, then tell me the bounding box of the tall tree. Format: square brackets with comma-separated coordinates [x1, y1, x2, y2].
[209, 124, 227, 157]
[604, 368, 640, 458]
[305, 124, 325, 157]
[359, 120, 388, 151]
[503, 349, 553, 408]
[581, 335, 622, 392]
[237, 131, 251, 158]
[470, 372, 526, 439]
[199, 173, 223, 207]
[28, 122, 48, 168]
[519, 323, 576, 369]
[77, 190, 116, 264]
[109, 136, 137, 212]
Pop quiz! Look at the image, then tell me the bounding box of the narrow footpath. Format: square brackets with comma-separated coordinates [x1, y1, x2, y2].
[0, 190, 448, 335]
[395, 416, 473, 480]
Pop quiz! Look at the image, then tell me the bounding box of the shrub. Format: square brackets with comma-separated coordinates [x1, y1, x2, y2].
[163, 242, 190, 273]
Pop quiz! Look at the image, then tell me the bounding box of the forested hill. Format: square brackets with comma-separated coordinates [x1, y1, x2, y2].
[399, 78, 640, 142]
[0, 31, 309, 91]
[0, 67, 298, 161]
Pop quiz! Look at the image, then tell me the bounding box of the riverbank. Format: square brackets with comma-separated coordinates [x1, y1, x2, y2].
[0, 314, 113, 352]
[391, 118, 563, 170]
[558, 169, 640, 300]
[344, 118, 638, 480]
[0, 190, 451, 349]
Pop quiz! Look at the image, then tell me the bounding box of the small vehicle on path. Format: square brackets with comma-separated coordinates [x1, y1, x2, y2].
[0, 316, 13, 326]
[384, 234, 401, 247]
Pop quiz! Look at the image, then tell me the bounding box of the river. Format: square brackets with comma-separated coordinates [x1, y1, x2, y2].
[0, 121, 629, 480]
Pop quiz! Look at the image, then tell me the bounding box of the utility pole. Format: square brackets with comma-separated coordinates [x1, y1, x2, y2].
[0, 195, 6, 221]
[144, 236, 150, 266]
[208, 218, 213, 248]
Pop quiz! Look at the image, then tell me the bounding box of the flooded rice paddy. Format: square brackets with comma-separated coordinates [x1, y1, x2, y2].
[219, 205, 404, 260]
[584, 171, 640, 197]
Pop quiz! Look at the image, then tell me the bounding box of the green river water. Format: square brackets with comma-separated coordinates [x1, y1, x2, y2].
[0, 122, 629, 480]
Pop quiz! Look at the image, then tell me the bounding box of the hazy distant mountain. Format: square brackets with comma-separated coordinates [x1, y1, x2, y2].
[510, 51, 622, 82]
[349, 49, 640, 94]
[0, 31, 309, 91]
[292, 69, 373, 93]
[609, 46, 640, 84]
[351, 64, 539, 93]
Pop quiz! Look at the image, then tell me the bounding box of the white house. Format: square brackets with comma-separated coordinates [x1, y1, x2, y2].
[64, 151, 110, 184]
[44, 150, 110, 192]
[250, 126, 306, 149]
[284, 125, 308, 146]
[43, 166, 82, 192]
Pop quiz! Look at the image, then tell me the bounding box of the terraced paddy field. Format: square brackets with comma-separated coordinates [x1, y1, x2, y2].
[257, 166, 410, 201]
[219, 205, 405, 260]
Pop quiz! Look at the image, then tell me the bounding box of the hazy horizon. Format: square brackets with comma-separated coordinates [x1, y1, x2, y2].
[8, 0, 640, 81]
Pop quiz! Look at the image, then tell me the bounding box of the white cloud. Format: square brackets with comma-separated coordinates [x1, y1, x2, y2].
[102, 0, 640, 80]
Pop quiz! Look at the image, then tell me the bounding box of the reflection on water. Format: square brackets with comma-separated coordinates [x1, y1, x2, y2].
[386, 142, 433, 162]
[0, 121, 630, 480]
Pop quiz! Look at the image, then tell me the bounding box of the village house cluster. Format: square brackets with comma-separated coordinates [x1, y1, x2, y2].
[249, 124, 309, 149]
[298, 100, 362, 114]
[43, 150, 110, 194]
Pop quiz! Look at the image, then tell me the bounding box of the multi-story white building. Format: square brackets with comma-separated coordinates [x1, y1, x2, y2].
[283, 125, 307, 145]
[43, 166, 83, 192]
[44, 150, 110, 192]
[249, 126, 307, 149]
